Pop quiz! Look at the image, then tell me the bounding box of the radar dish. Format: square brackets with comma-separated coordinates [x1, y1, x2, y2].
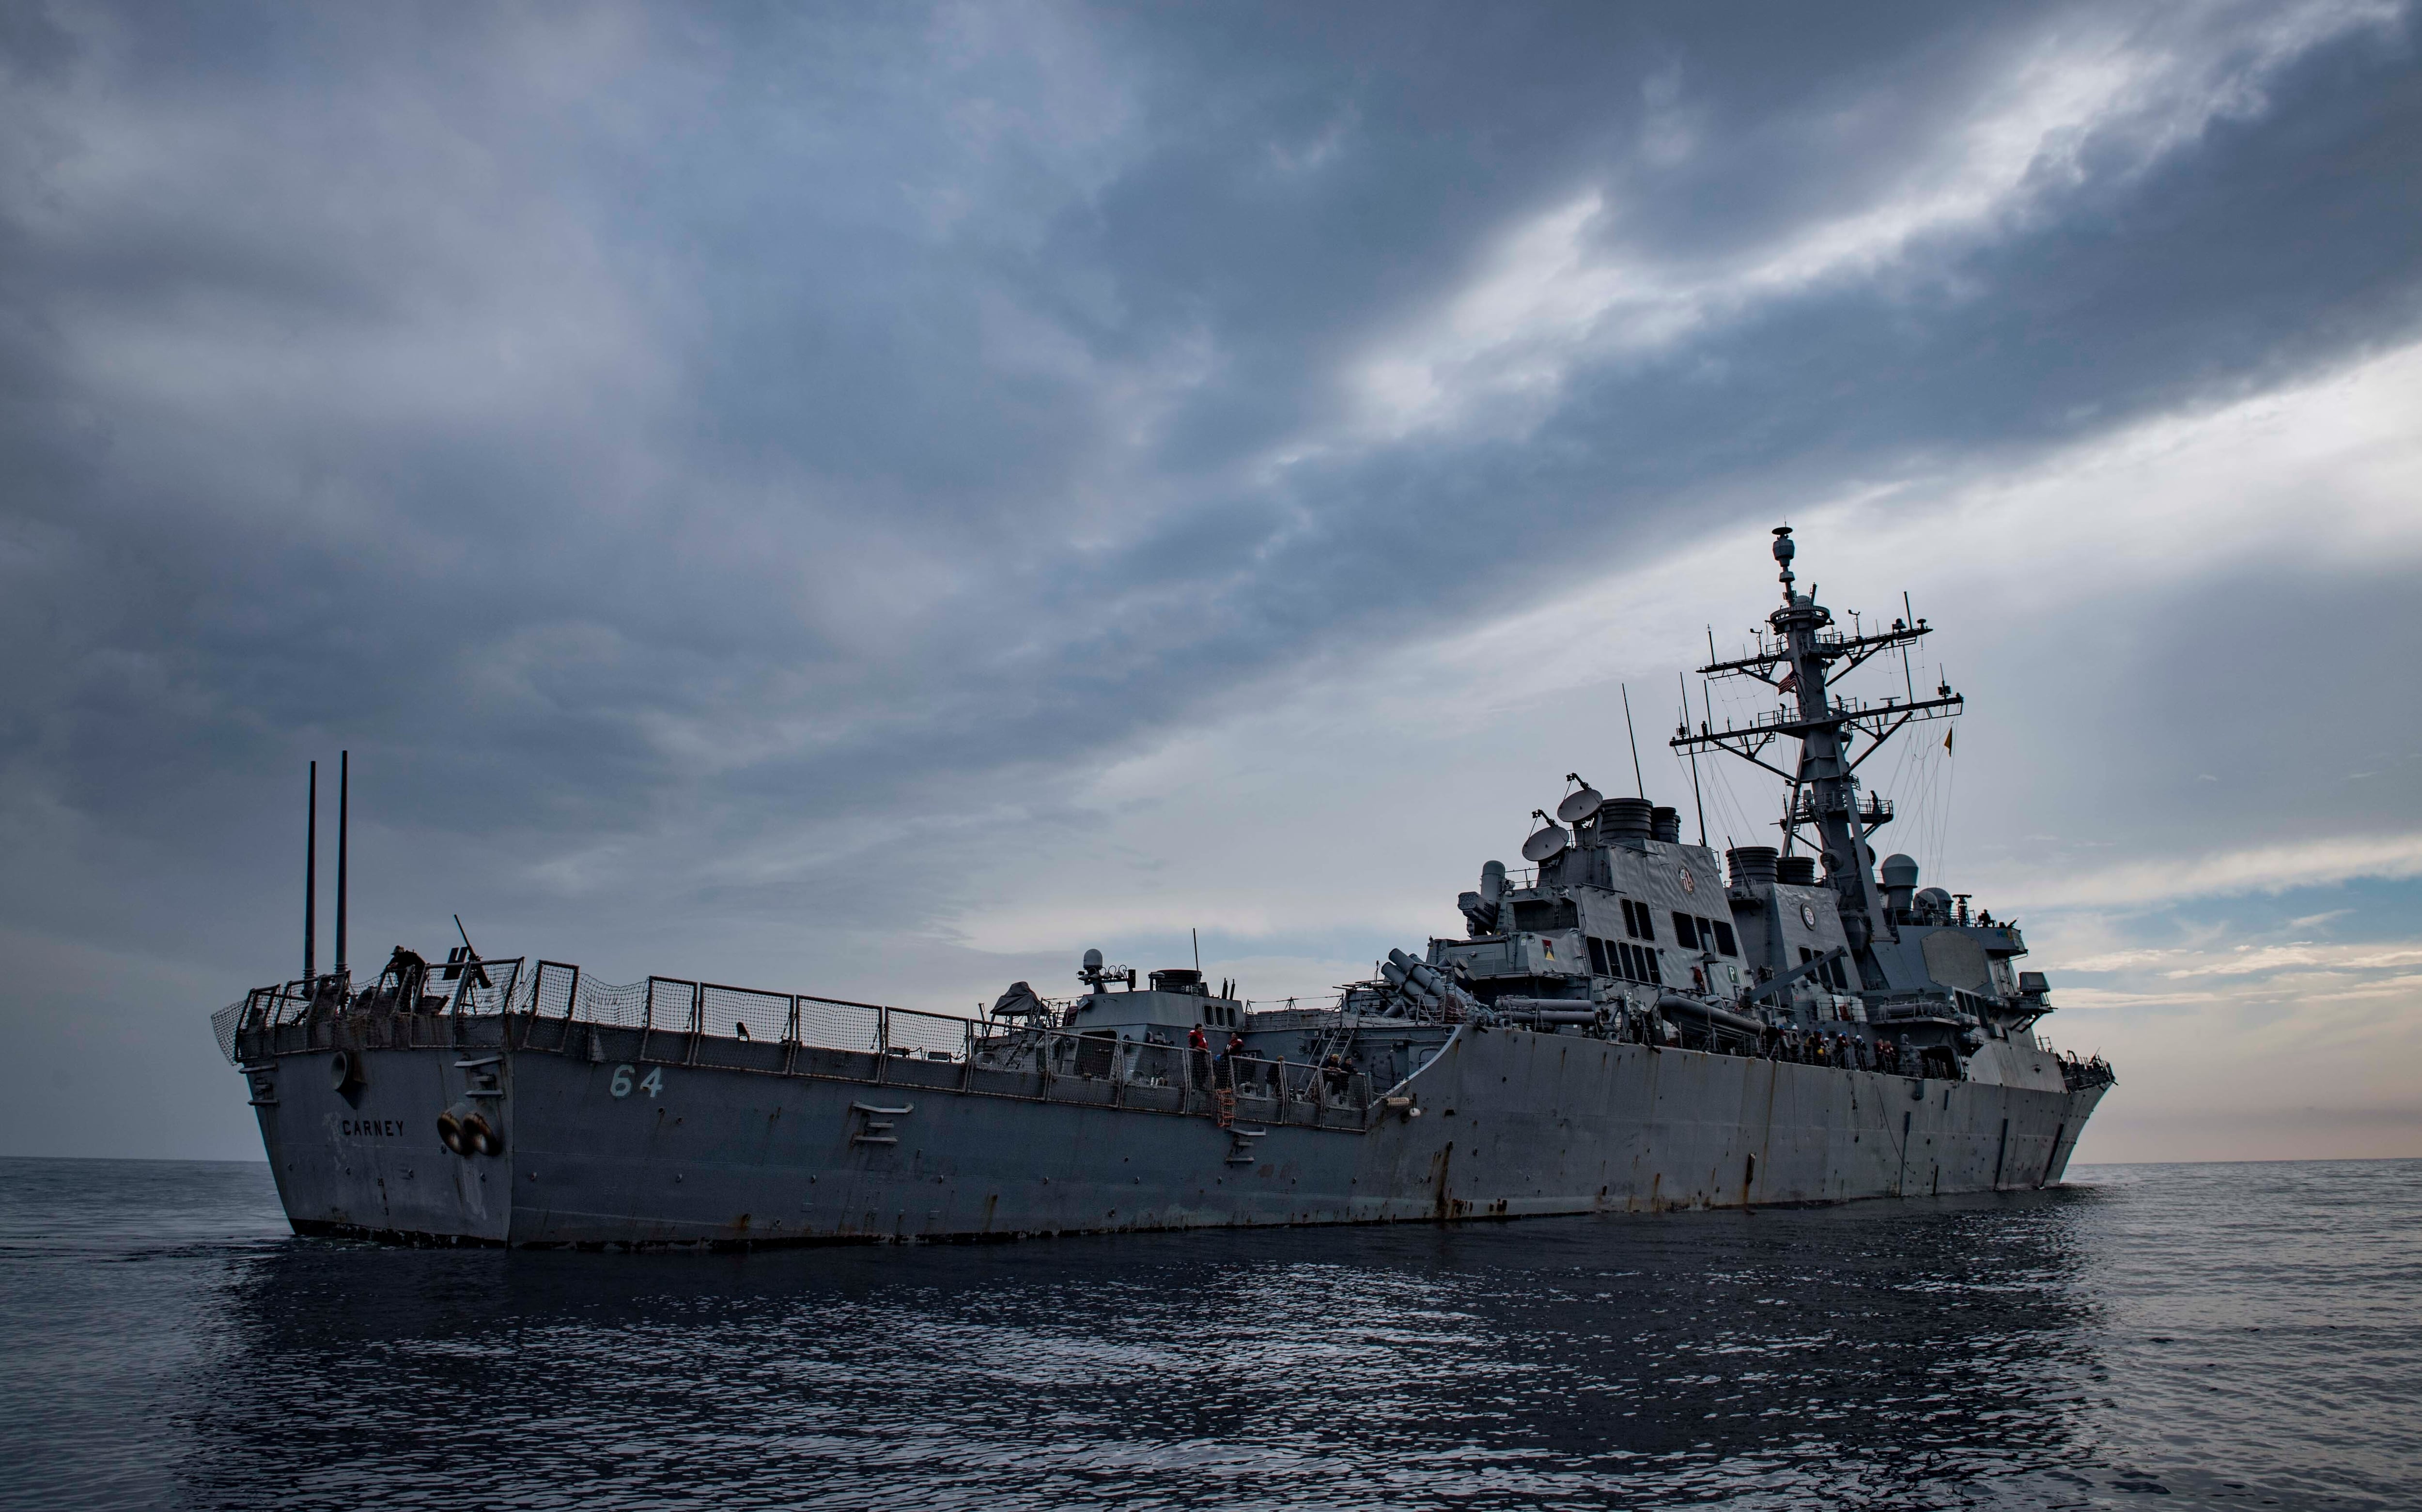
[1555, 785, 1605, 824]
[1522, 815, 1571, 863]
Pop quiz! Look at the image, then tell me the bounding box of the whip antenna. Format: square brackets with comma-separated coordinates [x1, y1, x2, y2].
[1680, 671, 1707, 847]
[335, 750, 348, 977]
[303, 761, 317, 983]
[1621, 684, 1646, 799]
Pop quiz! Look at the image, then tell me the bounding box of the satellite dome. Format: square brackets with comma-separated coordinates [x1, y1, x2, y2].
[1879, 855, 1922, 912]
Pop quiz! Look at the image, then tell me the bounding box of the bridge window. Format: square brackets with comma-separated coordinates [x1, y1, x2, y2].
[1797, 948, 1847, 990]
[1711, 920, 1738, 957]
[1609, 941, 1661, 986]
[1619, 898, 1656, 941]
[1671, 911, 1699, 948]
[1587, 937, 1609, 975]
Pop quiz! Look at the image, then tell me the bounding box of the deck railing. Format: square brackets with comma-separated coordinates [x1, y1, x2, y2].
[215, 958, 1385, 1127]
[213, 958, 531, 1061]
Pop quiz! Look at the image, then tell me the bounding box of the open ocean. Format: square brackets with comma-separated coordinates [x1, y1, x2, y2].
[0, 1157, 2413, 1511]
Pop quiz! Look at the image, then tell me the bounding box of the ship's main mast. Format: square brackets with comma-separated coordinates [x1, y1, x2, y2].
[1673, 527, 1962, 982]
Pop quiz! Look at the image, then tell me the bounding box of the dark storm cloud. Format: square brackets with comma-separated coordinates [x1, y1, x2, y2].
[2, 0, 2419, 1157]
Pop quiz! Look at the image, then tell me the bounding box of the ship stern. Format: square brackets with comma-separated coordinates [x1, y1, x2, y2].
[238, 1018, 515, 1245]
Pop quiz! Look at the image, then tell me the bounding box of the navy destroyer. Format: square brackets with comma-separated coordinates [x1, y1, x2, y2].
[214, 528, 2113, 1245]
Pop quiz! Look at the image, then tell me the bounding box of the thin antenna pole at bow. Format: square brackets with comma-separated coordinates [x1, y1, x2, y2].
[303, 760, 317, 984]
[334, 750, 348, 977]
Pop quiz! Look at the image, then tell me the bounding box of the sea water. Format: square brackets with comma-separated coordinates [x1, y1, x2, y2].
[0, 1157, 2413, 1510]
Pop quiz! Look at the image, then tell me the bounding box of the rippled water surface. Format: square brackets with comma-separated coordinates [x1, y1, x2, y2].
[0, 1158, 2414, 1511]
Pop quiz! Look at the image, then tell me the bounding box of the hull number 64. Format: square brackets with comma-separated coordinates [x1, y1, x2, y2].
[609, 1065, 664, 1099]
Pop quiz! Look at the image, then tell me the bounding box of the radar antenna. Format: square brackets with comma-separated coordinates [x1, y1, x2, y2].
[1669, 526, 1963, 971]
[1554, 775, 1605, 825]
[1522, 811, 1571, 864]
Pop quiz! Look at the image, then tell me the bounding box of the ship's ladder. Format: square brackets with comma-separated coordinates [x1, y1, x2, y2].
[1305, 1017, 1357, 1101]
[1214, 1085, 1237, 1128]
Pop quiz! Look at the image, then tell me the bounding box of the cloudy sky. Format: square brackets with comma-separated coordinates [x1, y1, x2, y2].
[4, 0, 2418, 1164]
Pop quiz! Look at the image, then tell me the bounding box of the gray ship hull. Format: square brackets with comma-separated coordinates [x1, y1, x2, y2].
[242, 1014, 2106, 1247]
[228, 528, 2122, 1247]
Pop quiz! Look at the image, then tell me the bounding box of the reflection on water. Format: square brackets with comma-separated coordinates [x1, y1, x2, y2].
[1, 1158, 2415, 1510]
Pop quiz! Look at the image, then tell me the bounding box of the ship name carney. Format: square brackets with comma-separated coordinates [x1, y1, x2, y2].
[338, 1118, 409, 1138]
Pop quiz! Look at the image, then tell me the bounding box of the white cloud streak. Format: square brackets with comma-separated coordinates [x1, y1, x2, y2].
[1344, 0, 2405, 443]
